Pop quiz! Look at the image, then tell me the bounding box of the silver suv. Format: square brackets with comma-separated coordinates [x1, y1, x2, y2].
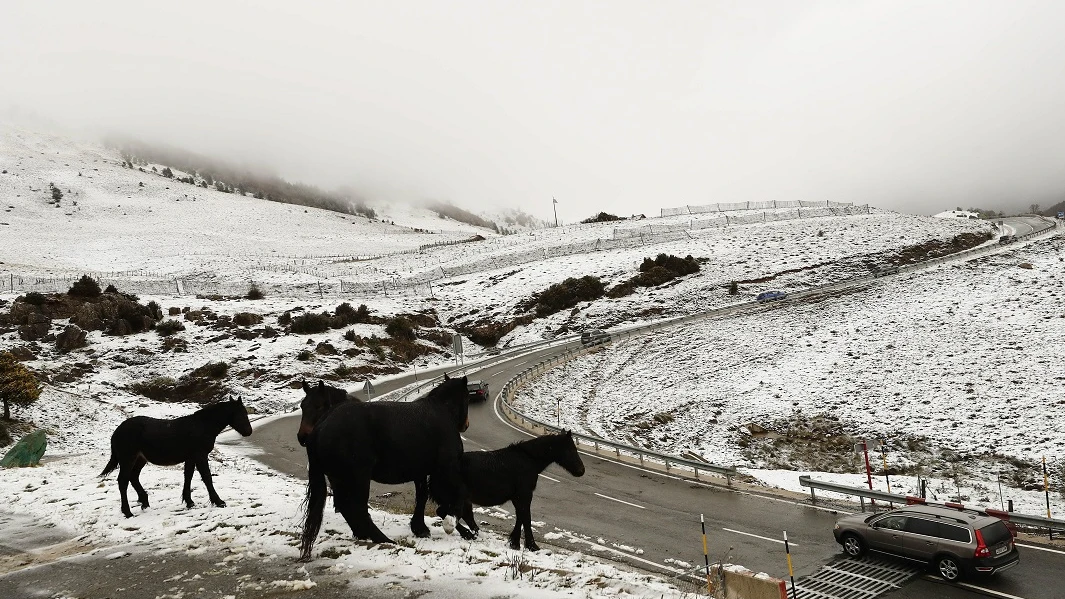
[832, 505, 1019, 581]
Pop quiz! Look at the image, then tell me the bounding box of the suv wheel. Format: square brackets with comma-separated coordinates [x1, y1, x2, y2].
[841, 533, 866, 557]
[936, 555, 962, 581]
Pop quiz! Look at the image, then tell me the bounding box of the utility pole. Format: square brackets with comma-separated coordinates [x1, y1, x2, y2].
[552, 197, 559, 227]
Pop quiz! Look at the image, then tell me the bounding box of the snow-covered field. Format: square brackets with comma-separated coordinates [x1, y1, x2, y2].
[2, 126, 1061, 594]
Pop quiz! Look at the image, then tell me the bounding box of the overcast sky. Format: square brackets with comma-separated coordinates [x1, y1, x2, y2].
[4, 1, 1065, 221]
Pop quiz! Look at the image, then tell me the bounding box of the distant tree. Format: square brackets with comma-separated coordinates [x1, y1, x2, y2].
[161, 166, 174, 178]
[0, 352, 40, 420]
[1030, 203, 1041, 215]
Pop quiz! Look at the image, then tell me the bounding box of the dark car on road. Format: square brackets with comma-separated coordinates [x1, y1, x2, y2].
[833, 505, 1018, 581]
[755, 290, 787, 303]
[466, 380, 489, 402]
[580, 329, 610, 346]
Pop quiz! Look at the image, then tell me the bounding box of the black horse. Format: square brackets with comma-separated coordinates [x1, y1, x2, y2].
[100, 398, 253, 518]
[439, 431, 585, 551]
[299, 374, 470, 559]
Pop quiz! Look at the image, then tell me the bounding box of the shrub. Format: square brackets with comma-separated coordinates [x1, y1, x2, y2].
[278, 311, 293, 326]
[49, 183, 63, 202]
[729, 281, 739, 295]
[580, 212, 623, 224]
[156, 319, 185, 336]
[335, 302, 372, 325]
[343, 329, 358, 342]
[385, 317, 416, 341]
[0, 351, 40, 419]
[161, 166, 173, 178]
[23, 292, 46, 306]
[246, 284, 264, 300]
[297, 349, 313, 361]
[605, 282, 634, 298]
[191, 361, 228, 378]
[639, 253, 700, 277]
[524, 276, 605, 317]
[104, 284, 119, 293]
[290, 312, 333, 334]
[68, 275, 101, 298]
[233, 312, 263, 327]
[146, 300, 162, 320]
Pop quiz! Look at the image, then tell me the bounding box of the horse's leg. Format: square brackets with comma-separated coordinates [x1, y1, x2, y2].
[513, 497, 539, 551]
[194, 456, 226, 508]
[117, 461, 134, 518]
[410, 478, 431, 538]
[331, 471, 394, 544]
[129, 456, 150, 510]
[463, 500, 479, 536]
[182, 460, 196, 508]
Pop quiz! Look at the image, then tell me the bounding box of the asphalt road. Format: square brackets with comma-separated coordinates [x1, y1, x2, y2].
[252, 337, 1065, 599]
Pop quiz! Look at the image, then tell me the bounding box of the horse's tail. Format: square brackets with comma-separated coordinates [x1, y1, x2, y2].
[99, 452, 119, 478]
[299, 443, 328, 561]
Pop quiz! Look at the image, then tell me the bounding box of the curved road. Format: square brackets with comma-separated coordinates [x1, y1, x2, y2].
[252, 220, 1063, 598]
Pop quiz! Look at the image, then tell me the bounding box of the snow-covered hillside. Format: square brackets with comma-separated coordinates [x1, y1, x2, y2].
[3, 126, 1059, 595]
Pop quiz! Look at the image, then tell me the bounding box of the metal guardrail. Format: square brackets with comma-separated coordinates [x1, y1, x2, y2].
[799, 475, 1065, 532]
[498, 342, 738, 485]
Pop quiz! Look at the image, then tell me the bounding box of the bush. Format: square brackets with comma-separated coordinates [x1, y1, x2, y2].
[156, 319, 185, 336]
[729, 281, 739, 295]
[68, 275, 101, 298]
[297, 349, 313, 361]
[104, 284, 119, 293]
[278, 311, 293, 326]
[0, 351, 40, 419]
[191, 361, 228, 378]
[343, 329, 358, 342]
[49, 183, 63, 202]
[233, 312, 263, 327]
[581, 212, 623, 224]
[639, 253, 700, 277]
[385, 317, 416, 341]
[524, 276, 605, 318]
[146, 300, 162, 320]
[246, 284, 264, 300]
[290, 312, 333, 334]
[335, 302, 372, 325]
[23, 292, 46, 306]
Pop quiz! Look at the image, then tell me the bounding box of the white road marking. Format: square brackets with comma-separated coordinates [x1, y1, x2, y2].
[594, 493, 646, 510]
[558, 532, 684, 574]
[1016, 542, 1065, 555]
[955, 581, 1027, 599]
[491, 370, 506, 377]
[722, 527, 794, 545]
[539, 473, 560, 483]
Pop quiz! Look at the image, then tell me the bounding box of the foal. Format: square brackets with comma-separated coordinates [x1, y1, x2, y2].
[100, 398, 253, 518]
[441, 431, 585, 551]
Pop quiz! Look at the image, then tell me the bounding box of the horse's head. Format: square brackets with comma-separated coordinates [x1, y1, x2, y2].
[297, 380, 351, 446]
[422, 374, 470, 433]
[227, 397, 254, 437]
[554, 430, 585, 477]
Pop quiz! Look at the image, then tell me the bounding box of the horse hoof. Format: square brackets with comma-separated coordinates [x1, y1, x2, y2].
[412, 528, 431, 539]
[213, 501, 227, 508]
[123, 512, 134, 519]
[527, 543, 540, 552]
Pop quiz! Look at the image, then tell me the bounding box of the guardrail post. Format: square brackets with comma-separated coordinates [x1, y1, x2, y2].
[809, 486, 816, 504]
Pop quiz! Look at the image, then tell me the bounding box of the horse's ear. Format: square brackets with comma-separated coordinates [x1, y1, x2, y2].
[444, 372, 450, 380]
[302, 380, 311, 393]
[317, 380, 325, 389]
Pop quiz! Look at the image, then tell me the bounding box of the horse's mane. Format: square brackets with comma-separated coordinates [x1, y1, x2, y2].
[418, 376, 466, 404]
[508, 432, 570, 458]
[196, 399, 240, 416]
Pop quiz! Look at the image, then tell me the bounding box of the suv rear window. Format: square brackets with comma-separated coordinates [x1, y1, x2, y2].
[979, 521, 1012, 545]
[939, 524, 970, 543]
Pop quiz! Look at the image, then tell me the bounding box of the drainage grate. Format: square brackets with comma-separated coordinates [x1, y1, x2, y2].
[787, 556, 923, 599]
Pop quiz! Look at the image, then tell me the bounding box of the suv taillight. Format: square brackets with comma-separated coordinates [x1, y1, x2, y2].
[973, 529, 990, 558]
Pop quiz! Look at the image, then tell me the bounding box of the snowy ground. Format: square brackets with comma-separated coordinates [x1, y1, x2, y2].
[2, 126, 1059, 594]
